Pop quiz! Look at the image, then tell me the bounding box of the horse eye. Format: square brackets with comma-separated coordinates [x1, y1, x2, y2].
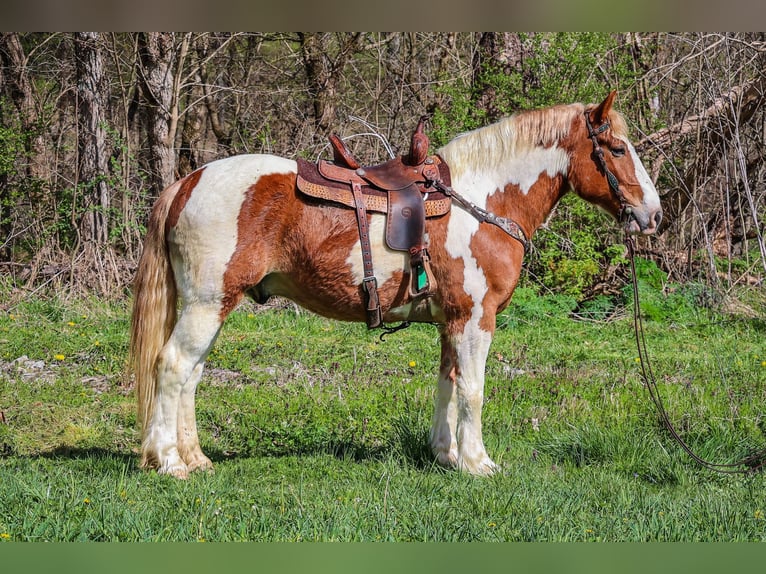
[609, 146, 625, 157]
[611, 146, 626, 158]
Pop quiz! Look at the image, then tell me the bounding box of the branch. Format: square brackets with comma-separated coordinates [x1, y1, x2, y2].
[636, 77, 766, 152]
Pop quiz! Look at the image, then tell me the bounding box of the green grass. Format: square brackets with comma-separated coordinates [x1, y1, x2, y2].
[1, 290, 766, 541]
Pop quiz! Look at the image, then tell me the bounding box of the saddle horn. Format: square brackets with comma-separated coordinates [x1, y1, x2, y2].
[405, 116, 429, 166]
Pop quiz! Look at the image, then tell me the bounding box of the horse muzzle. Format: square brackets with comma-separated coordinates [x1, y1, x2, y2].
[624, 205, 662, 236]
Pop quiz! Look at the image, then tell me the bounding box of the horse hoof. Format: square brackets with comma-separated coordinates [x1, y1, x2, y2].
[460, 457, 500, 477]
[157, 461, 189, 480]
[186, 456, 214, 474]
[434, 450, 459, 469]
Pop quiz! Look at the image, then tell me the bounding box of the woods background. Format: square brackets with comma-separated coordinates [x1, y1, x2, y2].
[0, 32, 764, 308]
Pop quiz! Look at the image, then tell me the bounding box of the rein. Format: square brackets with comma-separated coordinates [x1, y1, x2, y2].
[432, 179, 530, 253]
[586, 107, 765, 473]
[625, 235, 766, 474]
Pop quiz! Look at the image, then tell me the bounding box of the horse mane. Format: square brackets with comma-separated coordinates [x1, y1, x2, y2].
[437, 102, 628, 176]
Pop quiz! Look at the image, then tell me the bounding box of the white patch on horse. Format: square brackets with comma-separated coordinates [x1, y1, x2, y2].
[621, 137, 661, 212]
[445, 207, 486, 319]
[346, 213, 408, 286]
[503, 146, 569, 195]
[170, 154, 297, 301]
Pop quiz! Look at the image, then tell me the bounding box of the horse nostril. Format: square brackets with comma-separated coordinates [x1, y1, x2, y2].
[654, 210, 663, 228]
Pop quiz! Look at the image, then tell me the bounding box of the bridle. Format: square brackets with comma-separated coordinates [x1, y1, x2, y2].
[583, 109, 632, 226]
[585, 108, 766, 474]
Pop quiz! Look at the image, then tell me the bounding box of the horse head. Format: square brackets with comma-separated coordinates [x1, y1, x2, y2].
[570, 91, 663, 236]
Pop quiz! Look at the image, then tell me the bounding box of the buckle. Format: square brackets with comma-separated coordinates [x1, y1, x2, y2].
[362, 276, 378, 292]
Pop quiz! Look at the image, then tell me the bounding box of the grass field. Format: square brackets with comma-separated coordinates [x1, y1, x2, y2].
[1, 283, 765, 541]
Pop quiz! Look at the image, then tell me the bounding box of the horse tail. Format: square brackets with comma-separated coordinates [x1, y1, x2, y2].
[129, 182, 180, 438]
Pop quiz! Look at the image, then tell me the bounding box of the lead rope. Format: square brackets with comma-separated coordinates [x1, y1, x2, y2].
[626, 235, 766, 474]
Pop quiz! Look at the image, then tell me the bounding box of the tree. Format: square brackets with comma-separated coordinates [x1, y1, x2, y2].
[136, 32, 181, 196]
[74, 31, 111, 246]
[299, 33, 362, 136]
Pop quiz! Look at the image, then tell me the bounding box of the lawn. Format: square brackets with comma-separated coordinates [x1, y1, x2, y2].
[1, 285, 765, 541]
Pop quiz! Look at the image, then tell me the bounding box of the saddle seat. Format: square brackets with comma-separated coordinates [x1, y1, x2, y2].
[295, 117, 452, 329]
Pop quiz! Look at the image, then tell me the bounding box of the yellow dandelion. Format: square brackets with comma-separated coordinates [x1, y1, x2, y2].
[634, 357, 641, 363]
[54, 354, 65, 361]
[0, 533, 10, 540]
[761, 361, 766, 368]
[408, 360, 417, 368]
[83, 498, 91, 504]
[487, 521, 496, 528]
[67, 321, 76, 327]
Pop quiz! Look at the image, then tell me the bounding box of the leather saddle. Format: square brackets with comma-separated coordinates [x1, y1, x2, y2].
[296, 117, 452, 328]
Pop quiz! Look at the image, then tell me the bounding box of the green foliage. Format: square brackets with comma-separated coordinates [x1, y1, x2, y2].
[0, 123, 24, 175]
[432, 33, 636, 148]
[431, 34, 642, 300]
[498, 286, 577, 328]
[623, 257, 723, 323]
[524, 194, 625, 300]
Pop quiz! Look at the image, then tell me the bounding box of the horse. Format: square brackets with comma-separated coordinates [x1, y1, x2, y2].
[129, 90, 662, 479]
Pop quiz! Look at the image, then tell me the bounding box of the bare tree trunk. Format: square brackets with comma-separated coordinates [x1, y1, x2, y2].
[137, 32, 178, 195]
[299, 32, 362, 136]
[0, 33, 48, 181]
[473, 32, 525, 121]
[74, 31, 111, 246]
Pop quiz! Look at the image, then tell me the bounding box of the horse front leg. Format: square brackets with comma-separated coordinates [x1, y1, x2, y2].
[431, 323, 499, 476]
[430, 327, 459, 468]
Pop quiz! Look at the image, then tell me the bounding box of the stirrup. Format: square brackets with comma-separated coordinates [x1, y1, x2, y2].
[408, 246, 437, 298]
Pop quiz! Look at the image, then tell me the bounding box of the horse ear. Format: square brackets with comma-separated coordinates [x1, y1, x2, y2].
[590, 90, 618, 125]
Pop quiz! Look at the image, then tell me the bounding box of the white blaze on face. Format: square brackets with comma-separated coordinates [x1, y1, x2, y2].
[621, 137, 661, 214]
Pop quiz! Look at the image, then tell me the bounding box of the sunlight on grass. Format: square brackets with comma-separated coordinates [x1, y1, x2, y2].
[1, 292, 765, 541]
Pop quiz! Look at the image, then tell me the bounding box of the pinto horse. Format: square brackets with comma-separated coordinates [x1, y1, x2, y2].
[129, 91, 662, 478]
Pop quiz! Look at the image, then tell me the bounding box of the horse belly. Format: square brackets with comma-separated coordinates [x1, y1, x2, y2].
[263, 212, 412, 322]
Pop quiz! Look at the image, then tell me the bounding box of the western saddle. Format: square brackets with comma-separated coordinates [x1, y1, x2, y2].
[296, 117, 452, 329]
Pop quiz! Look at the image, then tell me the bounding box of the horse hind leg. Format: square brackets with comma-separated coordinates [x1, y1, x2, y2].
[177, 361, 213, 473]
[141, 302, 222, 478]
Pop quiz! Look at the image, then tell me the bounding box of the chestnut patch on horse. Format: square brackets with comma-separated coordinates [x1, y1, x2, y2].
[166, 167, 205, 230]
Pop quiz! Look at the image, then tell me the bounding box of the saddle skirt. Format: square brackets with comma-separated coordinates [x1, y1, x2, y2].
[295, 156, 452, 219]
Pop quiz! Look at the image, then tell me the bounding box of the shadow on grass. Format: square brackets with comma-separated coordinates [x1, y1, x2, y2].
[9, 446, 139, 472]
[202, 428, 442, 474]
[8, 432, 442, 477]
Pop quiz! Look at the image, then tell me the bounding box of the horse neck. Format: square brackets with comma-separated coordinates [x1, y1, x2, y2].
[494, 168, 570, 241]
[439, 107, 581, 238]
